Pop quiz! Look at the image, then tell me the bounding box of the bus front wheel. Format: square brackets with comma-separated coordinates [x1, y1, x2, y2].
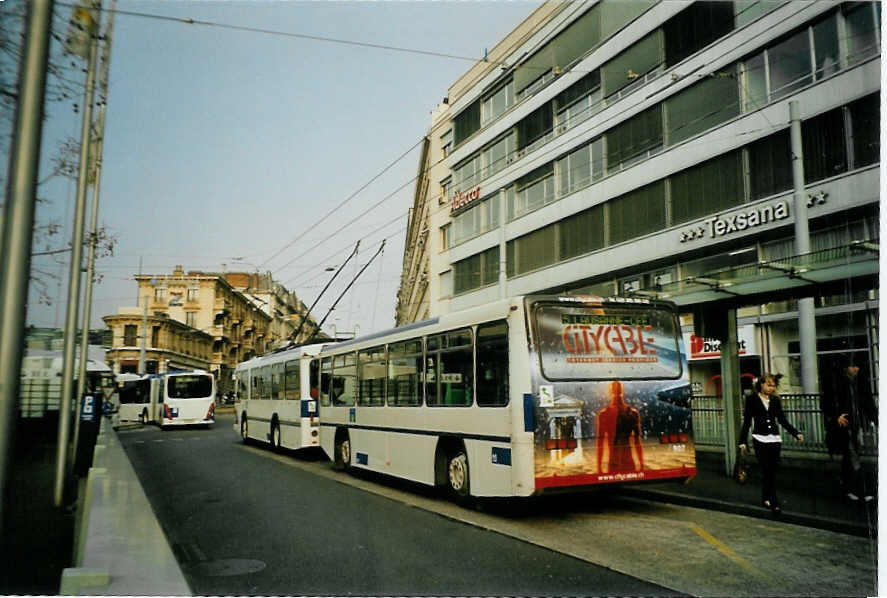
[448, 449, 470, 499]
[333, 431, 350, 471]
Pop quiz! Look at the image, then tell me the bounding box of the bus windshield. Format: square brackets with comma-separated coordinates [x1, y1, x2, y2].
[533, 302, 682, 381]
[167, 375, 213, 399]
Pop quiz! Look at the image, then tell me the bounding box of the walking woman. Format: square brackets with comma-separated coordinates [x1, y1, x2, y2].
[738, 373, 804, 513]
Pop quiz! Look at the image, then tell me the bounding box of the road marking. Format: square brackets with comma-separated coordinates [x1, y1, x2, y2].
[689, 523, 772, 582]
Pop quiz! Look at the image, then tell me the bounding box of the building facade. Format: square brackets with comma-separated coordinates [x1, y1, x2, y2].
[103, 310, 214, 374]
[399, 0, 880, 398]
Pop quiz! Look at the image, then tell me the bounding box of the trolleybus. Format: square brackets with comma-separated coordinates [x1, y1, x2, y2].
[233, 343, 327, 451]
[315, 294, 695, 499]
[119, 370, 216, 428]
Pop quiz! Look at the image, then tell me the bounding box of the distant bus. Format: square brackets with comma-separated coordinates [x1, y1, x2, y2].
[119, 370, 216, 428]
[115, 373, 151, 423]
[233, 343, 327, 451]
[314, 295, 696, 500]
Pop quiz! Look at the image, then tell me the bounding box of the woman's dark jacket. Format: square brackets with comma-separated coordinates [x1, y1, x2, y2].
[739, 394, 800, 446]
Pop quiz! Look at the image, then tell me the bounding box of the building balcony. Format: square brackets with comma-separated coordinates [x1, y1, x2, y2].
[214, 297, 231, 314]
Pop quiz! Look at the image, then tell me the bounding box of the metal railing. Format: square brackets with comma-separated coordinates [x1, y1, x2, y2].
[691, 393, 878, 456]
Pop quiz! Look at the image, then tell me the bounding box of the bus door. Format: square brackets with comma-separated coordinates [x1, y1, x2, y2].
[526, 297, 696, 489]
[301, 358, 320, 446]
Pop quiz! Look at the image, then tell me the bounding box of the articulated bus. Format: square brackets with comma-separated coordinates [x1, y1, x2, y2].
[117, 370, 216, 428]
[232, 343, 327, 450]
[315, 295, 696, 499]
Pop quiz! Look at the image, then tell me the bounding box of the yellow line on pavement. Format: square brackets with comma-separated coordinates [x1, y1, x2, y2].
[690, 523, 772, 582]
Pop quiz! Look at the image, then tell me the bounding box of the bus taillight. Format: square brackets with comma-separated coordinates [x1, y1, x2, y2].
[164, 404, 172, 419]
[206, 404, 215, 420]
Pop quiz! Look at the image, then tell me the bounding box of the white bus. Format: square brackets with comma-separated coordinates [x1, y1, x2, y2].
[316, 294, 696, 499]
[119, 370, 216, 428]
[232, 343, 327, 451]
[115, 373, 151, 423]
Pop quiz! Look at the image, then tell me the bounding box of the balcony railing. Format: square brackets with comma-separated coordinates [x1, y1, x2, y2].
[691, 393, 878, 456]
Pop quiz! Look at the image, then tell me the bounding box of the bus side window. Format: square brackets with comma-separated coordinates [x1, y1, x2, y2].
[309, 359, 320, 400]
[476, 320, 508, 407]
[284, 359, 300, 400]
[320, 357, 332, 406]
[428, 328, 473, 407]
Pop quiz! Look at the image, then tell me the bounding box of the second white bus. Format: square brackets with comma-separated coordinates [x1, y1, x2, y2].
[117, 370, 216, 428]
[232, 343, 327, 451]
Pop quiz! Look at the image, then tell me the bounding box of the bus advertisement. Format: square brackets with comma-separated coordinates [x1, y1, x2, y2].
[527, 297, 696, 489]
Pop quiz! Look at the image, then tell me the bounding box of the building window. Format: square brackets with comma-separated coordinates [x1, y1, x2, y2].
[440, 177, 451, 206]
[559, 204, 605, 261]
[555, 70, 602, 133]
[556, 141, 599, 197]
[440, 129, 453, 157]
[453, 154, 481, 196]
[507, 226, 556, 277]
[606, 105, 663, 171]
[665, 70, 740, 146]
[601, 30, 663, 99]
[154, 286, 166, 301]
[453, 246, 499, 294]
[802, 106, 847, 183]
[843, 2, 881, 66]
[517, 103, 554, 152]
[453, 99, 481, 146]
[187, 287, 199, 302]
[664, 1, 735, 67]
[439, 270, 453, 298]
[670, 150, 744, 225]
[608, 181, 666, 245]
[482, 134, 515, 179]
[508, 163, 555, 220]
[748, 129, 792, 201]
[151, 326, 160, 347]
[481, 79, 514, 126]
[440, 224, 453, 250]
[124, 324, 137, 346]
[849, 93, 880, 168]
[186, 312, 197, 328]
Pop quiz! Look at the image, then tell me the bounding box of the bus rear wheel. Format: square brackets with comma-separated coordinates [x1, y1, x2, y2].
[333, 431, 350, 471]
[448, 449, 470, 499]
[271, 422, 282, 452]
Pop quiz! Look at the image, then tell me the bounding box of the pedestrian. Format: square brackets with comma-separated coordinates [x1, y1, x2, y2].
[820, 355, 876, 502]
[738, 373, 804, 513]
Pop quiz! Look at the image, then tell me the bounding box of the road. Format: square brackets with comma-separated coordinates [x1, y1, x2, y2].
[118, 413, 876, 597]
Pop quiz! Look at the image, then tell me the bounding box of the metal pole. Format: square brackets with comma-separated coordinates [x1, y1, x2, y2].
[498, 188, 507, 300]
[55, 16, 100, 507]
[73, 1, 115, 454]
[789, 101, 819, 393]
[139, 296, 148, 373]
[720, 309, 741, 477]
[0, 0, 54, 536]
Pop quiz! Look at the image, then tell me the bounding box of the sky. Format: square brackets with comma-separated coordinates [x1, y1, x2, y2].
[7, 0, 542, 338]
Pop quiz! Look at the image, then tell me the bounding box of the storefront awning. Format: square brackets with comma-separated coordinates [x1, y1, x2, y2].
[629, 242, 879, 307]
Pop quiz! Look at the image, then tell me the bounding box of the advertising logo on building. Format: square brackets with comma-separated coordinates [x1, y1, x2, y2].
[451, 186, 481, 213]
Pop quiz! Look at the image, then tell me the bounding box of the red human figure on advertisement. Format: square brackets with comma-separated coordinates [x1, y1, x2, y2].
[596, 380, 645, 473]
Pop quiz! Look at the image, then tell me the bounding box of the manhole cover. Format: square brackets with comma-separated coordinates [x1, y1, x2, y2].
[188, 559, 266, 577]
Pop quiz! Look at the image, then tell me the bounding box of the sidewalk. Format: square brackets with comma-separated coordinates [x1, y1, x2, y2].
[623, 448, 878, 538]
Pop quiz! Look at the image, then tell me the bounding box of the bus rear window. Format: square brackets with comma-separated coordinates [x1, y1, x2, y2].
[533, 303, 682, 380]
[167, 375, 213, 398]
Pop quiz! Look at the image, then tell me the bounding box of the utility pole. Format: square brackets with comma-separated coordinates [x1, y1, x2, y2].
[790, 101, 819, 393]
[55, 0, 101, 507]
[0, 0, 54, 538]
[73, 0, 116, 455]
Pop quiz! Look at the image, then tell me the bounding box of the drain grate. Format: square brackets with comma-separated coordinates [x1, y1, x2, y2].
[188, 559, 267, 577]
